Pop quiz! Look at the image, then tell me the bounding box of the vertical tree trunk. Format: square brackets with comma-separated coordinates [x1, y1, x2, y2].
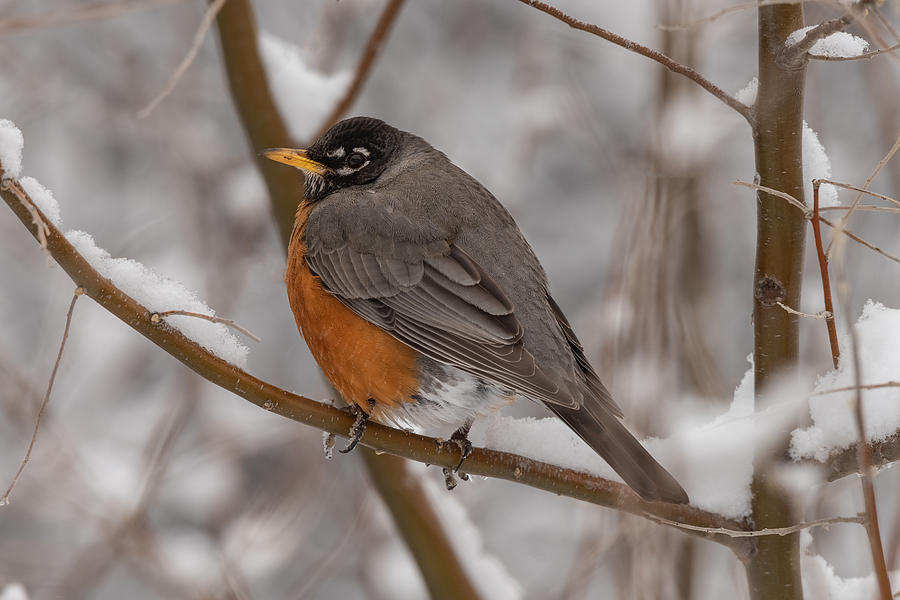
[747, 3, 807, 599]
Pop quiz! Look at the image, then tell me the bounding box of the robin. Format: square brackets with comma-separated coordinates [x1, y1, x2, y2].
[263, 117, 688, 504]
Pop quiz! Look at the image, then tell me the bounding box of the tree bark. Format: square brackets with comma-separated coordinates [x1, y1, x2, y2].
[747, 3, 808, 598]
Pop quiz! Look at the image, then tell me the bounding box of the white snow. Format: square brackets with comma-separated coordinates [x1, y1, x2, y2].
[791, 300, 900, 462]
[415, 464, 523, 600]
[801, 531, 900, 598]
[258, 31, 352, 141]
[0, 583, 29, 600]
[0, 119, 24, 179]
[64, 229, 249, 367]
[478, 362, 762, 520]
[803, 121, 839, 207]
[786, 26, 869, 58]
[20, 176, 62, 227]
[736, 77, 758, 107]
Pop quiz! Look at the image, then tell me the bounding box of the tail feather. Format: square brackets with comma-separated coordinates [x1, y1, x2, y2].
[548, 402, 689, 504]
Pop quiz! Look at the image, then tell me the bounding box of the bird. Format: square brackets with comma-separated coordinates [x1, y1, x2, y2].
[263, 116, 688, 504]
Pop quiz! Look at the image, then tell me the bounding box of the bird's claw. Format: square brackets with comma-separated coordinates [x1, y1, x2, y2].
[339, 399, 375, 454]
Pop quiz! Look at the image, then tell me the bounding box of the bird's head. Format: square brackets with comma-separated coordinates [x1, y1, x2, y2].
[262, 117, 401, 201]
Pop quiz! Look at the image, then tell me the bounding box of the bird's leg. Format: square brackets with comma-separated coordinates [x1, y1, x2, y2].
[442, 419, 474, 490]
[339, 398, 375, 454]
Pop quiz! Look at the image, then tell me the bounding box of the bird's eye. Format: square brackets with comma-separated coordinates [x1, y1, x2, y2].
[347, 152, 366, 169]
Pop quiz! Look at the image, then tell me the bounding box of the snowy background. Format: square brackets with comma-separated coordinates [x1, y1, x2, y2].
[2, 0, 900, 598]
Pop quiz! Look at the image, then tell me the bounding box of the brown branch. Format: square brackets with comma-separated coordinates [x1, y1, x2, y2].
[778, 14, 854, 70]
[310, 0, 406, 143]
[813, 181, 840, 369]
[1, 288, 81, 505]
[515, 0, 755, 125]
[810, 41, 900, 62]
[0, 175, 754, 560]
[816, 433, 900, 482]
[817, 178, 900, 209]
[837, 256, 893, 599]
[812, 381, 900, 397]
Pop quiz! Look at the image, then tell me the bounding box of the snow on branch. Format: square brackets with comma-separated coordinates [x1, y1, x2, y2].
[779, 15, 855, 68]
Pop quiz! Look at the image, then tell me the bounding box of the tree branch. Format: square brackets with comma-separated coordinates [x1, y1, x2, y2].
[515, 0, 755, 125]
[778, 14, 854, 70]
[0, 175, 754, 560]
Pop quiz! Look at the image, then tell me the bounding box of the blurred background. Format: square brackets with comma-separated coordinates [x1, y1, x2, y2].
[1, 0, 899, 598]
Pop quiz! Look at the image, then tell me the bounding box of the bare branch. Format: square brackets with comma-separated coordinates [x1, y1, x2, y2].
[657, 0, 801, 32]
[1, 288, 82, 506]
[0, 174, 755, 559]
[138, 0, 228, 117]
[816, 178, 900, 209]
[646, 512, 865, 538]
[776, 301, 831, 320]
[812, 181, 840, 369]
[310, 0, 406, 143]
[778, 14, 854, 70]
[812, 381, 900, 397]
[151, 310, 261, 342]
[515, 0, 755, 125]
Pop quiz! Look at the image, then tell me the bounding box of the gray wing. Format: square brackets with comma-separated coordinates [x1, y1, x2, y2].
[304, 241, 578, 408]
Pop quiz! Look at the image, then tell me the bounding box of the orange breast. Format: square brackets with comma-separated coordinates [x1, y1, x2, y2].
[285, 201, 420, 414]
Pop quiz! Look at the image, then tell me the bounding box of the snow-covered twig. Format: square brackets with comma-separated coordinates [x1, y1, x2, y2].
[779, 15, 854, 69]
[138, 0, 228, 118]
[516, 0, 755, 125]
[810, 40, 900, 62]
[645, 512, 865, 539]
[151, 310, 261, 343]
[310, 0, 406, 143]
[1, 288, 82, 506]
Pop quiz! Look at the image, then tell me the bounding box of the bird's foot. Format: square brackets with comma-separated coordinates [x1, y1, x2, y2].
[442, 420, 473, 490]
[339, 398, 375, 454]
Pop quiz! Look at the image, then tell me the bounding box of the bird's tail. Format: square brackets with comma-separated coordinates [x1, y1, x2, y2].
[547, 402, 689, 504]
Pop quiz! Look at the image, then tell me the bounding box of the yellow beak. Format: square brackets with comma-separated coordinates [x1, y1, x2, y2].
[261, 148, 331, 176]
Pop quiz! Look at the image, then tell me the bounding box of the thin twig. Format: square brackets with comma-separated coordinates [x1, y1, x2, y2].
[818, 214, 900, 265]
[734, 180, 809, 214]
[778, 14, 854, 69]
[776, 301, 830, 320]
[735, 179, 900, 264]
[835, 248, 893, 599]
[138, 0, 228, 118]
[827, 132, 900, 257]
[150, 309, 261, 342]
[310, 0, 406, 143]
[810, 41, 900, 62]
[515, 0, 754, 125]
[811, 381, 900, 397]
[813, 181, 840, 368]
[820, 205, 900, 214]
[816, 178, 900, 209]
[0, 0, 184, 34]
[1, 288, 82, 506]
[644, 512, 865, 538]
